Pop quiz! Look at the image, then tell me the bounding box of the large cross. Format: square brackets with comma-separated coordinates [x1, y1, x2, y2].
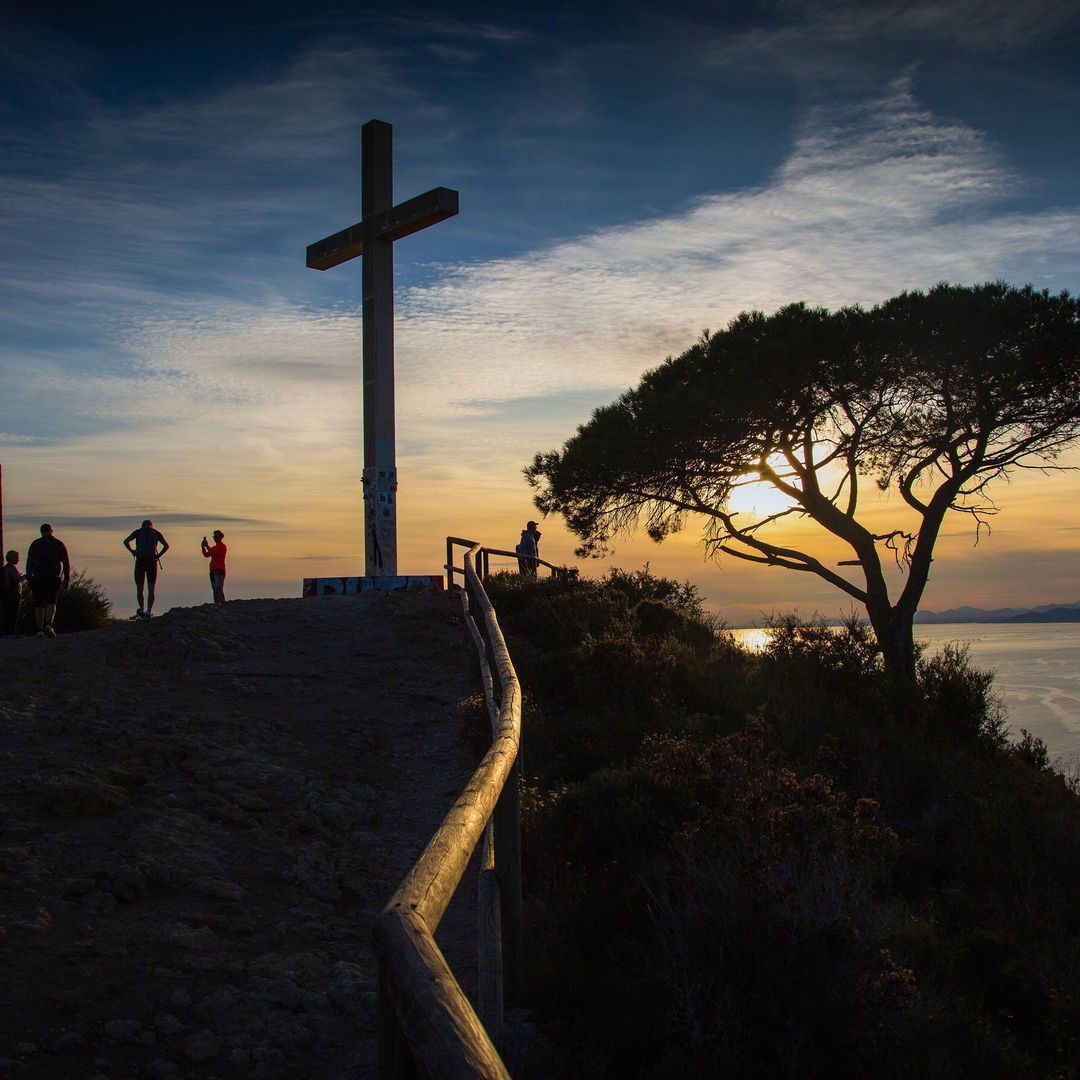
[307, 119, 458, 578]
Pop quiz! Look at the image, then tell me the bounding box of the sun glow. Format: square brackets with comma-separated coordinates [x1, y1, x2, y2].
[726, 454, 801, 519]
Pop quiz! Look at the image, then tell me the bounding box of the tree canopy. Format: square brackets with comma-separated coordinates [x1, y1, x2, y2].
[525, 283, 1080, 681]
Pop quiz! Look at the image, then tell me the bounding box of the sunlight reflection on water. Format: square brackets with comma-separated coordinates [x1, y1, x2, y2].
[731, 623, 1080, 764]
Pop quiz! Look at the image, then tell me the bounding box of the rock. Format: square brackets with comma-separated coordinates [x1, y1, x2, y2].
[82, 889, 118, 915]
[108, 867, 146, 902]
[53, 1031, 85, 1051]
[184, 1029, 222, 1062]
[102, 1018, 142, 1043]
[229, 914, 257, 935]
[37, 774, 127, 816]
[164, 924, 219, 951]
[195, 988, 237, 1015]
[232, 789, 270, 812]
[191, 876, 244, 901]
[302, 991, 331, 1014]
[271, 1017, 313, 1048]
[154, 1013, 185, 1035]
[286, 811, 321, 836]
[170, 987, 192, 1008]
[249, 976, 302, 1010]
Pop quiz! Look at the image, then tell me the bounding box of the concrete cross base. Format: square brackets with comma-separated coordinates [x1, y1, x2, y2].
[302, 575, 444, 597]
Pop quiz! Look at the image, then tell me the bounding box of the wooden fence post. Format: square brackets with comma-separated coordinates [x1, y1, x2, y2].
[477, 826, 504, 1049]
[378, 957, 420, 1080]
[493, 755, 523, 996]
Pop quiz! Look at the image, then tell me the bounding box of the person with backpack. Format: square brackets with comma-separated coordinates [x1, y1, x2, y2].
[25, 523, 70, 637]
[516, 520, 542, 576]
[123, 519, 170, 619]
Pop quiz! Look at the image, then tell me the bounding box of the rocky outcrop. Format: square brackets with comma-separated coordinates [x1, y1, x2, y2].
[0, 592, 476, 1079]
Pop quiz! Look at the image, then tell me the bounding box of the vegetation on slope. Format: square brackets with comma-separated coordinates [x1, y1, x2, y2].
[56, 569, 113, 632]
[485, 569, 1080, 1079]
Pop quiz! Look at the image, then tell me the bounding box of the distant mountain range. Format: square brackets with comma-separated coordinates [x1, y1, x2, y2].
[914, 602, 1080, 624]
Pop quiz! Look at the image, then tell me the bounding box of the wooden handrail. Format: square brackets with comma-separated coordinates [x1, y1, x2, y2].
[444, 535, 567, 591]
[375, 539, 523, 1078]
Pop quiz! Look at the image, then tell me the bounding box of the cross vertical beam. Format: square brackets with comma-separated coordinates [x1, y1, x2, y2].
[361, 120, 397, 576]
[307, 120, 458, 579]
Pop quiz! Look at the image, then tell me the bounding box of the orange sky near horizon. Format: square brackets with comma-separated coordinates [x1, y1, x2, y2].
[4, 433, 1078, 627]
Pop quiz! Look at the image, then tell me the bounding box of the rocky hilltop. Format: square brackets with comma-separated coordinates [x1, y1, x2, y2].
[0, 591, 478, 1079]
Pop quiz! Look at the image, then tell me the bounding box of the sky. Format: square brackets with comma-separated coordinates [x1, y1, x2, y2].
[1, 0, 1079, 625]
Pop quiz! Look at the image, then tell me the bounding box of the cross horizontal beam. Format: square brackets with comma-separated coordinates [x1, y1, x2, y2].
[306, 186, 459, 271]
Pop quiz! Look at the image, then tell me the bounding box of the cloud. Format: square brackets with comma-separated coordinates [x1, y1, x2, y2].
[3, 513, 268, 532]
[23, 74, 1068, 522]
[787, 0, 1080, 52]
[694, 0, 1080, 78]
[392, 78, 1077, 429]
[0, 434, 55, 446]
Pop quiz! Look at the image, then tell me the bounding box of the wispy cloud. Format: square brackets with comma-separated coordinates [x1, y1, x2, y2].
[4, 512, 267, 532]
[778, 0, 1080, 52]
[394, 78, 1077, 430]
[692, 0, 1080, 79]
[22, 74, 1069, 484]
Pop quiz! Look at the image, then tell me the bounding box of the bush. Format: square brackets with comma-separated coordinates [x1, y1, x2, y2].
[55, 569, 112, 633]
[525, 721, 925, 1078]
[494, 581, 1080, 1078]
[917, 642, 1008, 748]
[604, 564, 704, 620]
[1013, 728, 1052, 772]
[762, 611, 883, 682]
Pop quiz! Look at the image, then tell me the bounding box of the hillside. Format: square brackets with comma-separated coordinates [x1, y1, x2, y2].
[485, 569, 1080, 1079]
[0, 592, 479, 1079]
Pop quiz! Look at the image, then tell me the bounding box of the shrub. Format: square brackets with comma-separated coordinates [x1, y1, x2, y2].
[55, 569, 112, 633]
[604, 564, 704, 620]
[1013, 728, 1051, 772]
[762, 611, 883, 682]
[917, 642, 1008, 748]
[524, 721, 922, 1077]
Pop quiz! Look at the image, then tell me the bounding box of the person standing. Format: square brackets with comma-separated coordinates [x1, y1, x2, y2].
[201, 530, 227, 605]
[25, 523, 70, 637]
[123, 519, 170, 619]
[517, 520, 542, 576]
[2, 550, 23, 636]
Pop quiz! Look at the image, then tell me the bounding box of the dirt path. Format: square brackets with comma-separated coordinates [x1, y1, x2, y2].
[0, 590, 481, 1079]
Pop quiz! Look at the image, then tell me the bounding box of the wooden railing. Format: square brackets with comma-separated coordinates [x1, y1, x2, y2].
[444, 538, 568, 588]
[374, 539, 525, 1078]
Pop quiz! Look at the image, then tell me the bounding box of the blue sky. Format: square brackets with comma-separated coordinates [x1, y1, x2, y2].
[2, 0, 1079, 620]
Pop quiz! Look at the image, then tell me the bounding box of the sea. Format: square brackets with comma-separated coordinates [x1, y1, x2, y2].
[731, 623, 1080, 767]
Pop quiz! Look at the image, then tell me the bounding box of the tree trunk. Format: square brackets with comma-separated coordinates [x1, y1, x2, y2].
[866, 601, 918, 686]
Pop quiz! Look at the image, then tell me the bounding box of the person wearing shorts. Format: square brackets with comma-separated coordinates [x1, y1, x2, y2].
[123, 519, 170, 619]
[201, 530, 227, 605]
[25, 523, 70, 637]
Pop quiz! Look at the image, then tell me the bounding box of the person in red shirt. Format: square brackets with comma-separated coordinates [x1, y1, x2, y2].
[200, 530, 227, 605]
